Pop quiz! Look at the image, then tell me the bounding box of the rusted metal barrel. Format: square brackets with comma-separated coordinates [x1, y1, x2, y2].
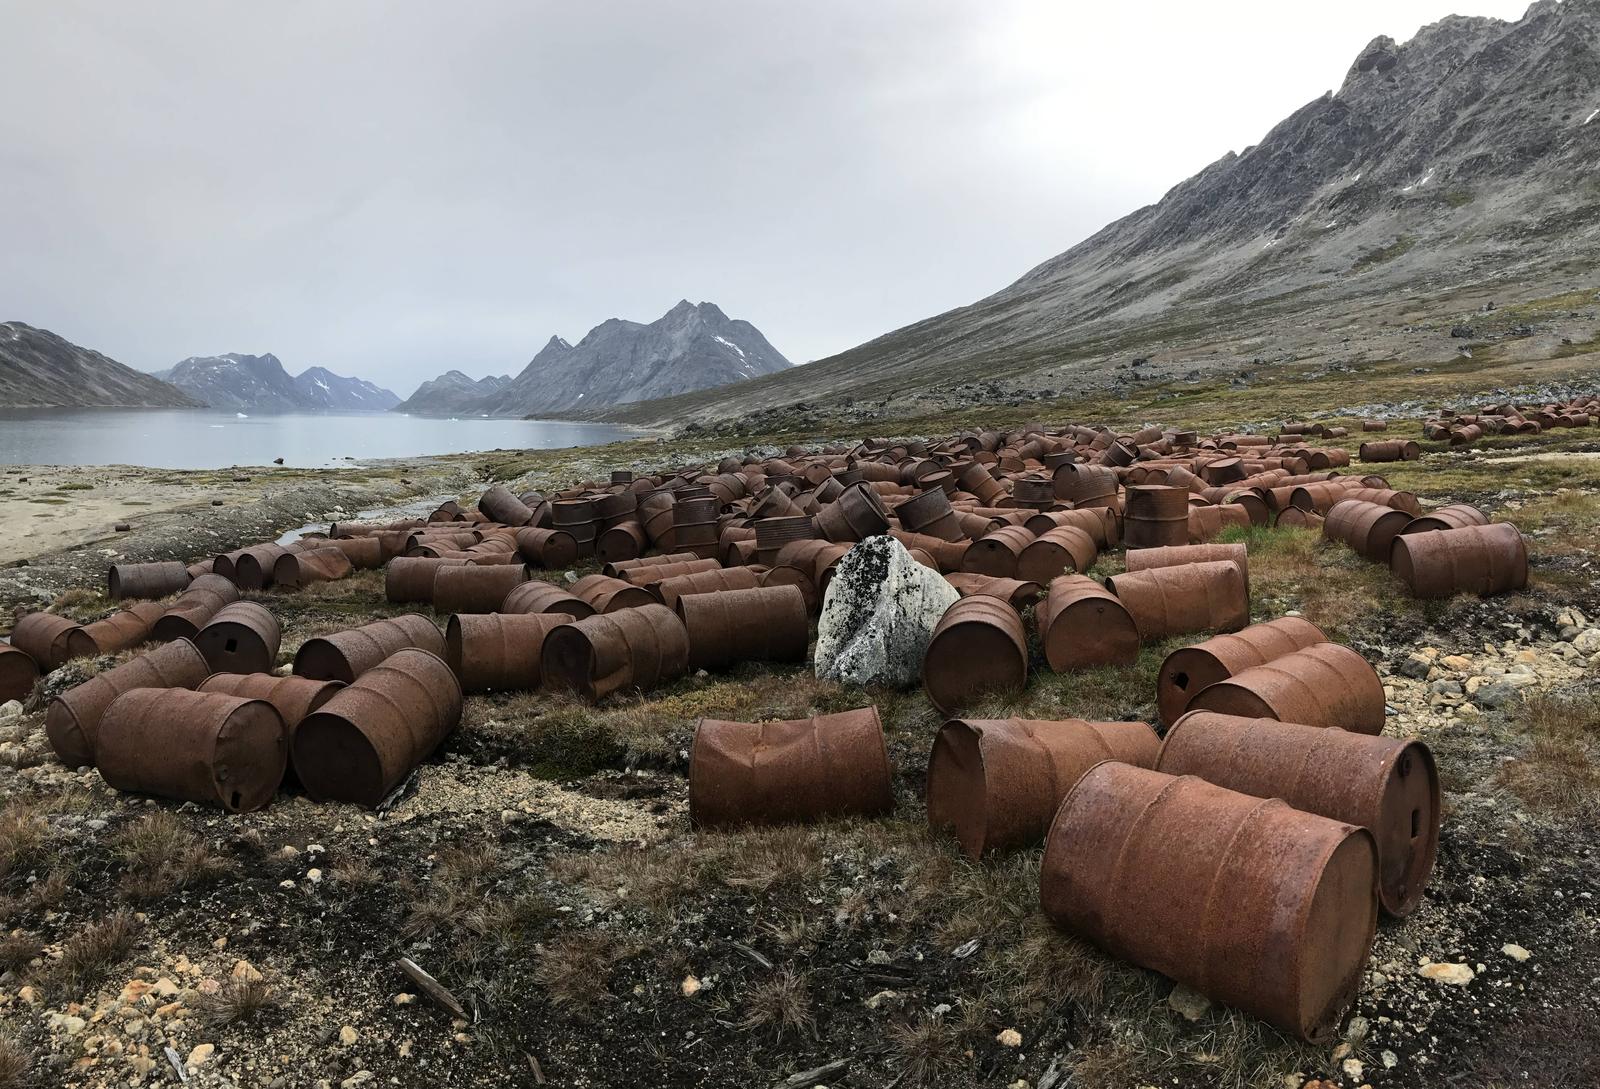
[541, 604, 690, 701]
[501, 580, 596, 618]
[514, 527, 579, 568]
[1124, 542, 1248, 591]
[618, 557, 722, 587]
[676, 584, 809, 671]
[944, 572, 1044, 609]
[96, 689, 287, 812]
[107, 561, 191, 600]
[1358, 440, 1420, 463]
[1361, 419, 1388, 432]
[445, 612, 573, 693]
[11, 612, 92, 671]
[272, 546, 355, 590]
[815, 482, 890, 542]
[922, 597, 1028, 714]
[325, 536, 387, 568]
[1323, 499, 1414, 563]
[292, 648, 463, 807]
[1123, 485, 1190, 549]
[597, 523, 648, 563]
[194, 602, 282, 675]
[232, 544, 292, 591]
[1040, 761, 1378, 1042]
[479, 484, 535, 527]
[689, 707, 893, 828]
[1156, 616, 1327, 726]
[1187, 641, 1385, 734]
[1400, 503, 1488, 535]
[45, 637, 211, 768]
[1106, 560, 1249, 640]
[895, 486, 965, 542]
[1389, 522, 1527, 599]
[570, 574, 656, 613]
[0, 644, 39, 702]
[602, 551, 703, 578]
[927, 718, 1159, 858]
[294, 614, 446, 684]
[199, 672, 343, 736]
[1016, 526, 1097, 585]
[1187, 503, 1251, 542]
[431, 563, 529, 614]
[653, 566, 763, 611]
[384, 557, 467, 604]
[960, 525, 1035, 578]
[1037, 575, 1139, 671]
[1158, 712, 1439, 916]
[81, 602, 164, 656]
[1276, 507, 1324, 531]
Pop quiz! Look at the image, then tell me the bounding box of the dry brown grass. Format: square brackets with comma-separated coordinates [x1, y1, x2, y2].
[1497, 692, 1600, 815]
[889, 1012, 967, 1086]
[112, 813, 233, 901]
[0, 931, 43, 977]
[48, 910, 139, 994]
[201, 977, 279, 1025]
[0, 804, 45, 880]
[534, 930, 635, 1009]
[738, 967, 816, 1039]
[0, 1036, 29, 1089]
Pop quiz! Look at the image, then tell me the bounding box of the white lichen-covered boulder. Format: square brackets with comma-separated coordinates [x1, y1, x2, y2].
[814, 535, 959, 687]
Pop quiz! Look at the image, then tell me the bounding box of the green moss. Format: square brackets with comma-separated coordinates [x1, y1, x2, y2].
[1352, 235, 1417, 272]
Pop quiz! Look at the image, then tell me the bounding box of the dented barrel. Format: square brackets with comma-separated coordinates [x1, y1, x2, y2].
[1106, 560, 1249, 640]
[570, 574, 656, 613]
[1389, 522, 1528, 599]
[1399, 503, 1488, 535]
[1036, 575, 1139, 672]
[194, 602, 282, 675]
[541, 603, 691, 701]
[272, 547, 355, 590]
[293, 614, 446, 684]
[199, 672, 343, 735]
[292, 648, 464, 807]
[922, 597, 1028, 715]
[11, 612, 92, 671]
[445, 612, 573, 693]
[45, 637, 211, 768]
[927, 718, 1158, 858]
[653, 566, 762, 611]
[689, 707, 893, 828]
[1016, 526, 1097, 585]
[1123, 543, 1248, 592]
[1040, 762, 1378, 1043]
[96, 689, 287, 812]
[1158, 712, 1439, 916]
[81, 602, 165, 656]
[1156, 616, 1327, 726]
[1187, 641, 1385, 734]
[676, 584, 809, 671]
[1124, 485, 1190, 549]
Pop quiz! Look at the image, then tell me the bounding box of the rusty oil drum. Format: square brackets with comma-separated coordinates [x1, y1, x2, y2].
[1323, 499, 1413, 563]
[152, 574, 240, 642]
[1156, 616, 1327, 726]
[922, 597, 1028, 715]
[272, 547, 354, 590]
[676, 584, 809, 671]
[445, 612, 574, 693]
[292, 647, 463, 807]
[1106, 559, 1249, 640]
[688, 707, 892, 828]
[1036, 574, 1139, 672]
[1123, 542, 1248, 593]
[10, 612, 92, 671]
[1040, 761, 1378, 1043]
[82, 602, 165, 656]
[96, 688, 287, 812]
[430, 563, 529, 613]
[44, 637, 211, 768]
[1399, 503, 1488, 535]
[1186, 641, 1386, 734]
[0, 644, 39, 702]
[570, 574, 656, 613]
[194, 601, 281, 675]
[541, 603, 690, 701]
[1123, 485, 1190, 549]
[927, 718, 1158, 858]
[1389, 522, 1527, 599]
[106, 561, 191, 600]
[652, 566, 762, 611]
[293, 614, 446, 684]
[199, 672, 343, 734]
[1159, 712, 1439, 916]
[501, 580, 596, 618]
[1016, 526, 1097, 585]
[384, 557, 468, 604]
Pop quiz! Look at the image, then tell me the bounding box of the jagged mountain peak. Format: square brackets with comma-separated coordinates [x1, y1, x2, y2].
[159, 352, 398, 411]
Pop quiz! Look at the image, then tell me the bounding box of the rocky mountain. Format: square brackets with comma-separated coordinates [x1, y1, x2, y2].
[598, 1, 1600, 426]
[393, 370, 512, 416]
[398, 302, 790, 417]
[154, 354, 400, 412]
[0, 322, 199, 408]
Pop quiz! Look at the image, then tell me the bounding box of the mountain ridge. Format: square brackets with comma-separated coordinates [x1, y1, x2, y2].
[156, 353, 400, 412]
[0, 323, 200, 409]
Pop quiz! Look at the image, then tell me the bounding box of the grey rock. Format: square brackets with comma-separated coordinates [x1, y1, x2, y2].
[0, 322, 199, 409]
[814, 536, 958, 688]
[1429, 679, 1463, 696]
[1398, 654, 1433, 680]
[1474, 681, 1522, 710]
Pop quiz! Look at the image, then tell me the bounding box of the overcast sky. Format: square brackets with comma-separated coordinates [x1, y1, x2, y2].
[2, 1, 1536, 396]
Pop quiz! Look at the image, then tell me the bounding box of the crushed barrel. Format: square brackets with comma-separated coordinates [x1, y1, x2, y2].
[541, 603, 690, 701]
[1389, 522, 1527, 598]
[445, 612, 573, 693]
[1106, 560, 1249, 640]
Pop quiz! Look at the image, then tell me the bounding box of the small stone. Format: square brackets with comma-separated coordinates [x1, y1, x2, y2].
[1501, 943, 1530, 962]
[864, 990, 900, 1010]
[187, 1043, 215, 1068]
[305, 868, 323, 884]
[866, 949, 892, 966]
[1418, 962, 1474, 985]
[1440, 654, 1473, 671]
[1397, 655, 1432, 680]
[1572, 629, 1600, 654]
[680, 975, 702, 997]
[338, 1025, 359, 1046]
[0, 701, 22, 724]
[1168, 983, 1211, 1022]
[340, 1072, 374, 1088]
[1341, 1058, 1364, 1081]
[278, 845, 300, 859]
[995, 1028, 1022, 1047]
[49, 1013, 87, 1035]
[393, 993, 417, 1005]
[212, 937, 228, 951]
[279, 879, 297, 889]
[1382, 1050, 1398, 1069]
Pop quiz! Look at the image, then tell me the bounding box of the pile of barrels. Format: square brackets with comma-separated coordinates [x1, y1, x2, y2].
[1322, 496, 1527, 597]
[1422, 395, 1598, 446]
[689, 613, 1437, 1045]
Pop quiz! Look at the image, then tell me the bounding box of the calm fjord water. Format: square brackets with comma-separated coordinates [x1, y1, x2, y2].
[0, 409, 639, 469]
